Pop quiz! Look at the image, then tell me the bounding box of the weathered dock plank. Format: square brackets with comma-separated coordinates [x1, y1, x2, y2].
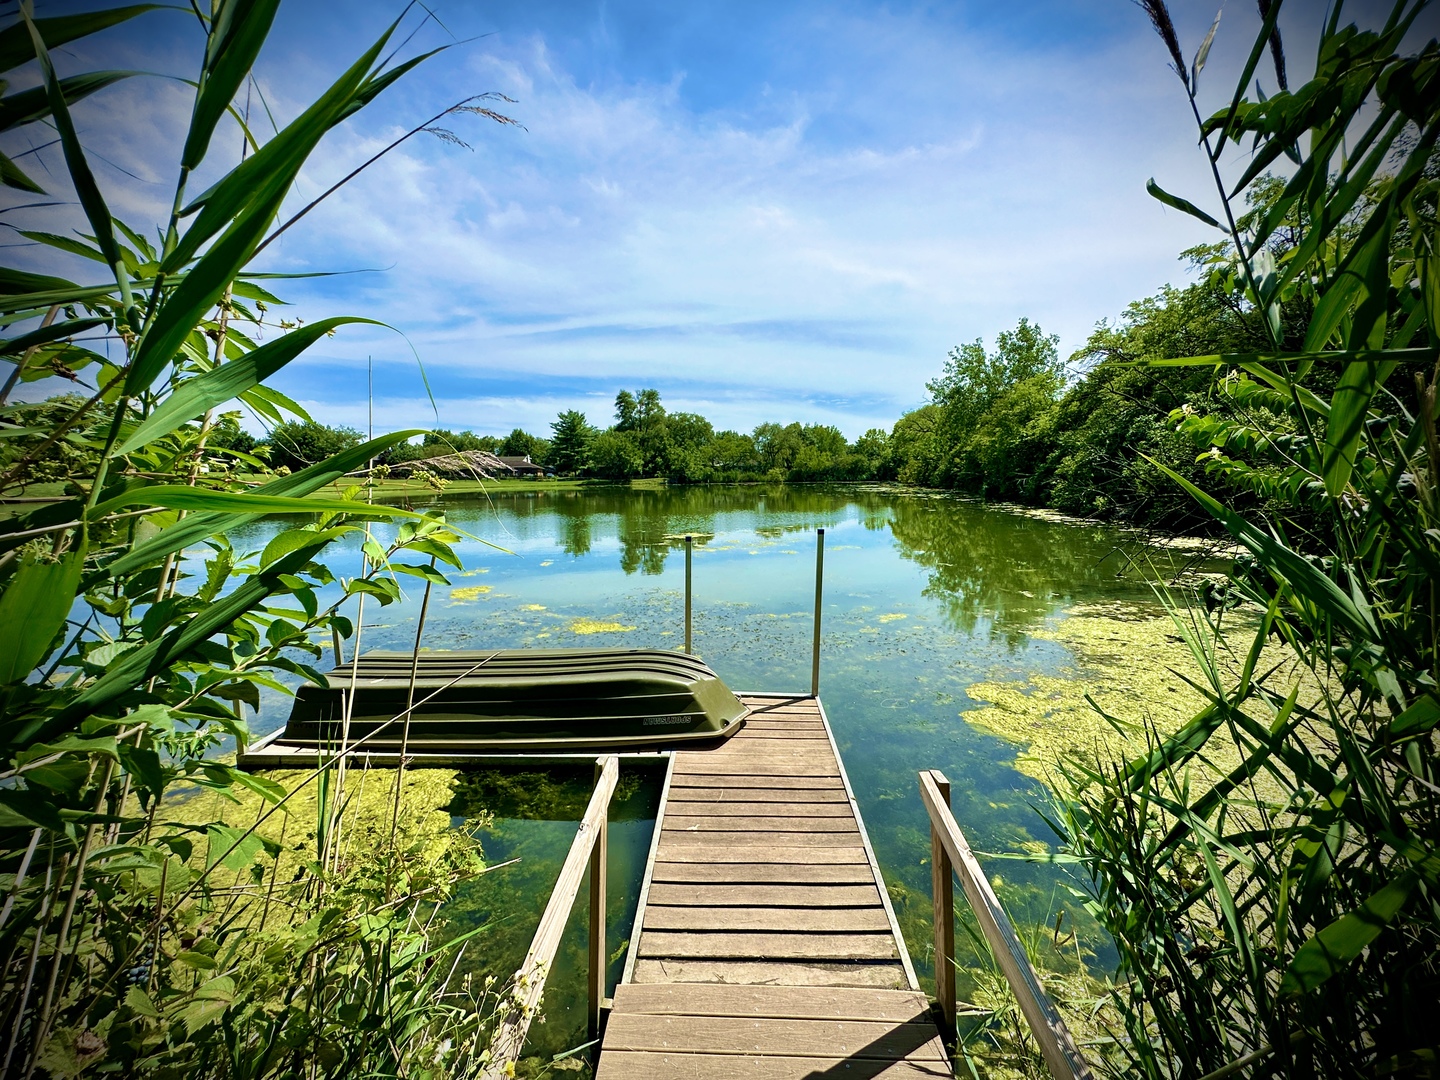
[598, 694, 944, 1077]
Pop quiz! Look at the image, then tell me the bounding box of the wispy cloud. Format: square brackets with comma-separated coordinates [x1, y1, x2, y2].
[6, 0, 1327, 437]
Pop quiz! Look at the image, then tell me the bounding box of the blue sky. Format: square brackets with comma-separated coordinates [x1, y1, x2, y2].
[4, 0, 1395, 438]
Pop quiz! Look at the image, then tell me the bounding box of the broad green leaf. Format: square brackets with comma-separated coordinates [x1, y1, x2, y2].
[0, 147, 43, 192]
[391, 561, 450, 585]
[17, 734, 118, 764]
[225, 768, 287, 806]
[163, 17, 399, 272]
[1281, 869, 1419, 994]
[1148, 459, 1381, 645]
[238, 381, 310, 422]
[114, 317, 380, 454]
[1322, 358, 1397, 496]
[1146, 178, 1222, 229]
[99, 430, 423, 579]
[1390, 695, 1440, 738]
[118, 744, 166, 796]
[229, 279, 285, 304]
[0, 546, 84, 683]
[28, 537, 331, 747]
[18, 229, 106, 262]
[205, 824, 264, 871]
[260, 526, 345, 569]
[87, 483, 432, 523]
[0, 70, 138, 132]
[0, 787, 65, 830]
[0, 266, 77, 295]
[124, 986, 160, 1018]
[0, 316, 105, 357]
[22, 11, 125, 287]
[181, 0, 283, 170]
[0, 5, 167, 74]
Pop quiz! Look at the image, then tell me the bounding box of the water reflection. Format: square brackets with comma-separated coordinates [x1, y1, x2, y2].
[231, 484, 1215, 1062]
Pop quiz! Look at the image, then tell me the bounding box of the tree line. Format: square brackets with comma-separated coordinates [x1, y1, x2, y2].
[161, 388, 893, 483]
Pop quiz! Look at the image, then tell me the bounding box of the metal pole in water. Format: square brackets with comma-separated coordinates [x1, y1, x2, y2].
[811, 527, 825, 698]
[684, 534, 693, 654]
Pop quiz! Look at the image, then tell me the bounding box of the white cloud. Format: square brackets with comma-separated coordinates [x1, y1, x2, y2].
[5, 0, 1338, 437]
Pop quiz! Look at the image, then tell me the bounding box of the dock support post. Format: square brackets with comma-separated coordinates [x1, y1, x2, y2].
[684, 534, 693, 654]
[928, 769, 956, 1037]
[588, 760, 609, 1041]
[811, 527, 825, 697]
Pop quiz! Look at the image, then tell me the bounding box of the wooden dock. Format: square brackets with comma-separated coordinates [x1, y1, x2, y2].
[597, 694, 949, 1078]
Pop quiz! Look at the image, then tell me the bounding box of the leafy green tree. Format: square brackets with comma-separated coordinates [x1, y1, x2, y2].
[660, 411, 714, 481]
[708, 430, 759, 476]
[614, 390, 639, 431]
[588, 429, 644, 479]
[925, 318, 1063, 493]
[264, 420, 363, 472]
[851, 428, 892, 480]
[1047, 278, 1264, 525]
[887, 405, 943, 485]
[753, 421, 804, 478]
[499, 427, 549, 461]
[548, 409, 595, 474]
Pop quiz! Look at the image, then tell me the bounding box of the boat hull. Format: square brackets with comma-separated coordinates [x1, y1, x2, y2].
[274, 647, 749, 752]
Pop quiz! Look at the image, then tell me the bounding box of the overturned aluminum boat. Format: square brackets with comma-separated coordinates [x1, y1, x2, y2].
[273, 647, 749, 752]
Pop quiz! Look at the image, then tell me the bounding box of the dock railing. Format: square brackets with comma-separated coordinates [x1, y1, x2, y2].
[483, 755, 619, 1078]
[919, 769, 1095, 1080]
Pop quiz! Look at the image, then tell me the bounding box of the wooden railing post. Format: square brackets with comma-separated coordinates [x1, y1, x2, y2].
[928, 769, 956, 1036]
[918, 769, 1095, 1080]
[483, 755, 619, 1079]
[588, 759, 609, 1040]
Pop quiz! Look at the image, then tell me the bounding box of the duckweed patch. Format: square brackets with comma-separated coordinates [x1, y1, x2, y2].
[450, 584, 493, 602]
[963, 600, 1303, 786]
[568, 617, 637, 634]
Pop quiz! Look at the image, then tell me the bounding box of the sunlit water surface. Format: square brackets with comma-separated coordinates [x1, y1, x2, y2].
[231, 484, 1189, 1058]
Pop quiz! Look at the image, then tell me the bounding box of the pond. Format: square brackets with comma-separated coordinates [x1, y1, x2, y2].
[232, 483, 1216, 1060]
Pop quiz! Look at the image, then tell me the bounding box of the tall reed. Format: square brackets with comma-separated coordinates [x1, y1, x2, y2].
[1050, 2, 1439, 1076]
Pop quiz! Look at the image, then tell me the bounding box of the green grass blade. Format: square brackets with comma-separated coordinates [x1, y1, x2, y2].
[1322, 358, 1398, 496]
[0, 147, 44, 192]
[127, 180, 292, 393]
[86, 483, 434, 523]
[0, 5, 168, 74]
[1146, 178, 1221, 228]
[1142, 348, 1429, 368]
[0, 546, 84, 684]
[1148, 458, 1381, 645]
[0, 316, 105, 357]
[181, 0, 282, 170]
[0, 70, 139, 132]
[22, 10, 125, 284]
[114, 317, 381, 454]
[1280, 868, 1420, 995]
[97, 431, 424, 578]
[164, 17, 399, 273]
